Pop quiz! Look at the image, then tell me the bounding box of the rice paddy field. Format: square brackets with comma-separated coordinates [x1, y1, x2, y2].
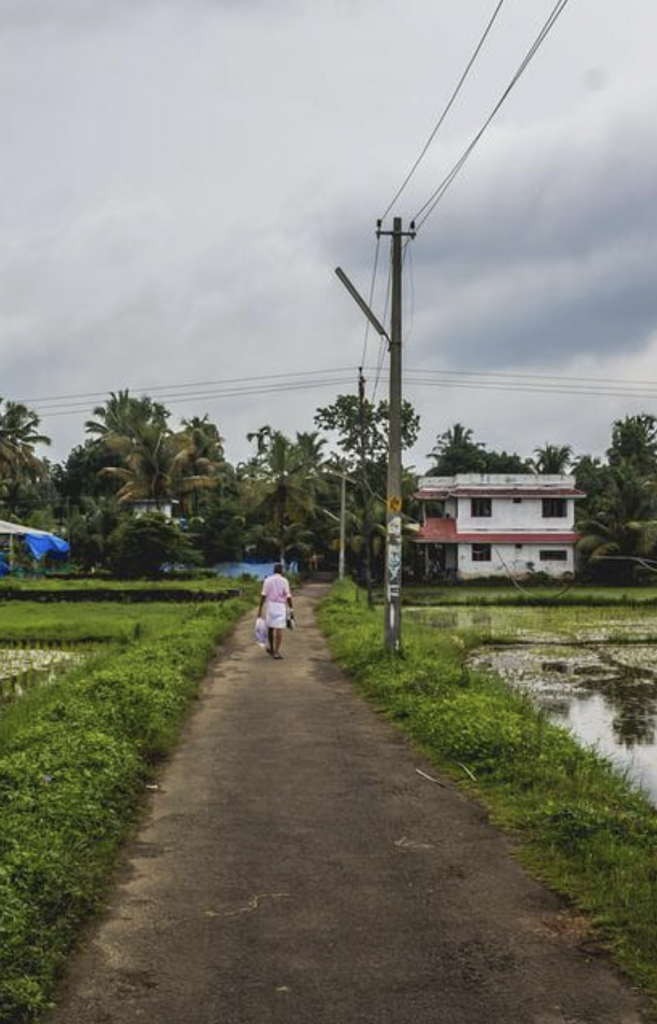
[408, 601, 657, 806]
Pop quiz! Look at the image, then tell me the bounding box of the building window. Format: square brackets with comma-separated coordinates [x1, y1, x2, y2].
[515, 544, 523, 550]
[471, 498, 492, 517]
[472, 544, 492, 562]
[539, 549, 568, 562]
[513, 498, 522, 504]
[542, 498, 567, 518]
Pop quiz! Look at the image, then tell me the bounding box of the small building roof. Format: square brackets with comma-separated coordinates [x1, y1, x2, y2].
[415, 473, 585, 501]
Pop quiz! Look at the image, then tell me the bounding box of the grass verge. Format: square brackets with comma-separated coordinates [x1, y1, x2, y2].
[0, 592, 252, 1023]
[318, 581, 657, 1006]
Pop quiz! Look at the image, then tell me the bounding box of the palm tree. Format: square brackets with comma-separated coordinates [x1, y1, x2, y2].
[99, 422, 177, 509]
[241, 430, 323, 562]
[532, 444, 573, 474]
[578, 463, 657, 582]
[0, 398, 50, 481]
[427, 423, 486, 475]
[608, 414, 657, 475]
[85, 390, 169, 456]
[174, 416, 225, 515]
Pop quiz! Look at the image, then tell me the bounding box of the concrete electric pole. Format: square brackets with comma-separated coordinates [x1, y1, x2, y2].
[376, 216, 415, 651]
[336, 215, 414, 652]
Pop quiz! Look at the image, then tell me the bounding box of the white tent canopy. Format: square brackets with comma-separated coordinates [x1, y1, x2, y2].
[0, 519, 53, 537]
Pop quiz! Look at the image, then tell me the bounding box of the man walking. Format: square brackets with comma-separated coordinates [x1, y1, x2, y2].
[258, 563, 294, 660]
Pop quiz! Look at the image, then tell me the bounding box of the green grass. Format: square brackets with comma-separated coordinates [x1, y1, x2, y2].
[0, 592, 252, 1023]
[0, 602, 202, 644]
[0, 575, 243, 593]
[319, 581, 657, 1007]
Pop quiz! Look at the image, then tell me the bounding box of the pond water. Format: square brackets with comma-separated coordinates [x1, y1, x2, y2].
[469, 643, 657, 805]
[406, 604, 657, 643]
[408, 604, 657, 805]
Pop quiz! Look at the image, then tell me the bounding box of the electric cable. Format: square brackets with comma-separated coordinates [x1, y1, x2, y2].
[413, 0, 575, 230]
[380, 373, 657, 401]
[380, 0, 509, 221]
[33, 376, 360, 419]
[18, 366, 358, 407]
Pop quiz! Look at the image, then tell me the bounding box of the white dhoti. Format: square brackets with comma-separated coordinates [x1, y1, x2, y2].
[264, 602, 287, 629]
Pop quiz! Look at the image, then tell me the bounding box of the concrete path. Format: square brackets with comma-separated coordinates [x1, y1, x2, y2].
[47, 584, 653, 1024]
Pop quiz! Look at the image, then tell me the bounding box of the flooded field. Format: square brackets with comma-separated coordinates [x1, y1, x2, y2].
[406, 604, 657, 643]
[470, 644, 657, 803]
[0, 645, 84, 703]
[409, 604, 657, 805]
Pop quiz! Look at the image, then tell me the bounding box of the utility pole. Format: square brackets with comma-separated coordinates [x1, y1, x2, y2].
[338, 471, 346, 580]
[377, 216, 415, 652]
[335, 219, 414, 648]
[358, 367, 374, 608]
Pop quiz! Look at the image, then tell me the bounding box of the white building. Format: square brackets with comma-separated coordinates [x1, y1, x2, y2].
[413, 474, 584, 581]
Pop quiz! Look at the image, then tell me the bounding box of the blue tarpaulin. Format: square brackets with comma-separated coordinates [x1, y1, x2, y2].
[23, 533, 70, 560]
[213, 561, 298, 580]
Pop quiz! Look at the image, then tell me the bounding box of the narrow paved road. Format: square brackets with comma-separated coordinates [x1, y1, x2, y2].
[48, 584, 652, 1024]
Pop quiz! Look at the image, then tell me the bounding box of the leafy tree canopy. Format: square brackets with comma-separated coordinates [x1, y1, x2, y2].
[314, 394, 420, 471]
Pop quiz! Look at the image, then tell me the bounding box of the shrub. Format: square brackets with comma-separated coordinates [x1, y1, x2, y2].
[106, 513, 202, 578]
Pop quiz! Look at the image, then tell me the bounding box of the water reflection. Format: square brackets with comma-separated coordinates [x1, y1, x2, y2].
[470, 644, 657, 805]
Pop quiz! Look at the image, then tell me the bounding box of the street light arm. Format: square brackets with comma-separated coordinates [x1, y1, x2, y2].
[335, 267, 390, 342]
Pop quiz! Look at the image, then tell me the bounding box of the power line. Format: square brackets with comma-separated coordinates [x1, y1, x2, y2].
[18, 366, 358, 408]
[380, 0, 509, 221]
[413, 0, 575, 230]
[403, 365, 657, 390]
[33, 376, 359, 419]
[374, 372, 657, 402]
[22, 357, 657, 423]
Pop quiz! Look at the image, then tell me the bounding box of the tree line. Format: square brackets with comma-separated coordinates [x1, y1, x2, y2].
[1, 389, 655, 581]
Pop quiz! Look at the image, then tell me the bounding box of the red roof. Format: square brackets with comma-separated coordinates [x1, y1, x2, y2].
[414, 518, 579, 544]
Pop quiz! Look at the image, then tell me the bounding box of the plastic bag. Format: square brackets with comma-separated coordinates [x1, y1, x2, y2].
[254, 616, 268, 647]
[286, 610, 296, 630]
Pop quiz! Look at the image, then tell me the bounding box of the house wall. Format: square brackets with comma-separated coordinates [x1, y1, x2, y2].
[457, 497, 576, 533]
[457, 543, 575, 580]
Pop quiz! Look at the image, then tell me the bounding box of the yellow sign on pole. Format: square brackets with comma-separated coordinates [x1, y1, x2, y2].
[387, 496, 402, 514]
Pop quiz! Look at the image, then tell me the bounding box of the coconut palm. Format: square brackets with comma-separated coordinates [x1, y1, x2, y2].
[174, 416, 225, 515]
[427, 422, 486, 475]
[577, 463, 657, 581]
[99, 422, 177, 509]
[532, 444, 573, 474]
[241, 430, 324, 562]
[85, 390, 169, 456]
[0, 398, 50, 481]
[608, 414, 657, 475]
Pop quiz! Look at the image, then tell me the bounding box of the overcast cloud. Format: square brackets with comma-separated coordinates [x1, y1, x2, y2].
[1, 0, 656, 470]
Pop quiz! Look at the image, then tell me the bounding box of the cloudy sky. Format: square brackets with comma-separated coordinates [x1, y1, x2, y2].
[1, 0, 656, 471]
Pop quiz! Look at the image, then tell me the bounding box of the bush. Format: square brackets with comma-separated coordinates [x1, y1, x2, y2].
[106, 514, 202, 579]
